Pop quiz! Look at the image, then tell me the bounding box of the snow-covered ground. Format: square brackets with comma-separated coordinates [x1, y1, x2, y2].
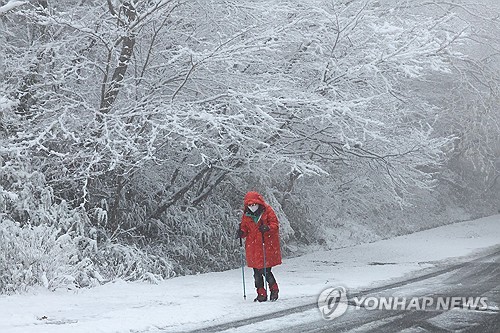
[1, 215, 499, 333]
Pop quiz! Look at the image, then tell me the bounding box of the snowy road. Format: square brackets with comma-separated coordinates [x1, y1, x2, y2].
[287, 249, 500, 333]
[179, 247, 500, 333]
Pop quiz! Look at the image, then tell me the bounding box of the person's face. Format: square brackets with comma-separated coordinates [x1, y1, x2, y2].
[248, 203, 259, 212]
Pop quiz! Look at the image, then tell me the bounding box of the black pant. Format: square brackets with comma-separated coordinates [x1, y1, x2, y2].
[253, 267, 277, 289]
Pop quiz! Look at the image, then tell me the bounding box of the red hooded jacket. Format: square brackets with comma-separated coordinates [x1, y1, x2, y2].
[239, 191, 282, 269]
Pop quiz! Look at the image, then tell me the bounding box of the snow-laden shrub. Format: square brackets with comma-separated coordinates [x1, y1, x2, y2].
[95, 241, 175, 282]
[0, 219, 101, 294]
[0, 155, 105, 293]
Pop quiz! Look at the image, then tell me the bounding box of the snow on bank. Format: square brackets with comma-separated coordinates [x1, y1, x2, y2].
[0, 215, 499, 333]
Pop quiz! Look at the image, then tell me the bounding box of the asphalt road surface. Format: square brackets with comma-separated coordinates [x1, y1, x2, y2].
[276, 249, 500, 333]
[184, 247, 500, 333]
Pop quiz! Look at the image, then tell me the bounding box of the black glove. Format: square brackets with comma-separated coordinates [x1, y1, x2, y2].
[259, 224, 270, 233]
[236, 229, 244, 239]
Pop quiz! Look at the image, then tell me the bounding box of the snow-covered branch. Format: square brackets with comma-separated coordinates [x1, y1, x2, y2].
[0, 1, 26, 15]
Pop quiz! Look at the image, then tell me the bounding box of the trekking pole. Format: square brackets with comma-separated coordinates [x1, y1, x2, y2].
[261, 231, 267, 295]
[239, 236, 246, 300]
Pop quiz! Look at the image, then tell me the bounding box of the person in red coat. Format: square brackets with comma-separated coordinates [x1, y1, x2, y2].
[237, 191, 282, 302]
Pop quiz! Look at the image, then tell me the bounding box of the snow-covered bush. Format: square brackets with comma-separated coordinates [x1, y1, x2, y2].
[95, 241, 175, 282]
[0, 219, 92, 293]
[0, 157, 100, 293]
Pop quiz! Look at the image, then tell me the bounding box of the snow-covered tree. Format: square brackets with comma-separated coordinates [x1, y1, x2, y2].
[1, 0, 497, 291]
